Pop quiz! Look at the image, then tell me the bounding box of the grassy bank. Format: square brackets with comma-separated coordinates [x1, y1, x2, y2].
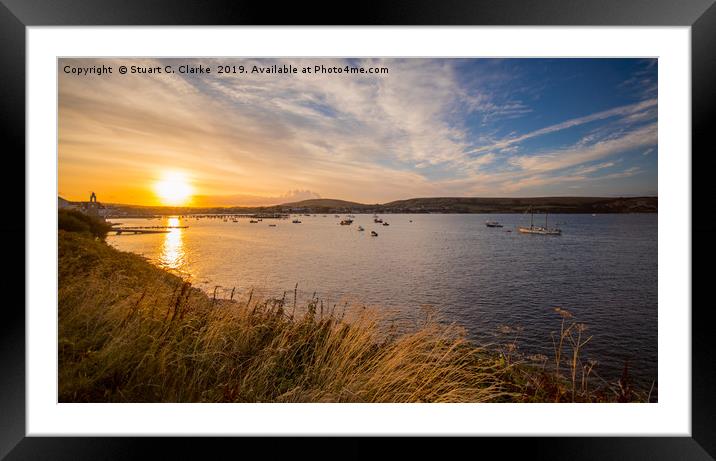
[58, 225, 651, 402]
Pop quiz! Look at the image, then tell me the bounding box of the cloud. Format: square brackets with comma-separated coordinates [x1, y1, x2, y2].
[58, 58, 658, 202]
[466, 98, 657, 156]
[191, 189, 321, 207]
[510, 122, 656, 173]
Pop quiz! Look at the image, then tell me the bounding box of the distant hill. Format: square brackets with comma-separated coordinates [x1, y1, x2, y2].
[278, 196, 657, 213]
[82, 195, 657, 217]
[379, 196, 658, 213]
[279, 199, 373, 209]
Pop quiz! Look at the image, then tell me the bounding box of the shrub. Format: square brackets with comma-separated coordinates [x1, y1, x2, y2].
[58, 208, 112, 240]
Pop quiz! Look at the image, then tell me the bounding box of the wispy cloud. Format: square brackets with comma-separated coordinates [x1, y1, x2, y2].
[58, 58, 658, 204]
[466, 98, 657, 156]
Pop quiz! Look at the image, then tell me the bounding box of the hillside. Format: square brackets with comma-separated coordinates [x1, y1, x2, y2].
[279, 198, 371, 209]
[84, 195, 657, 217]
[379, 196, 658, 214]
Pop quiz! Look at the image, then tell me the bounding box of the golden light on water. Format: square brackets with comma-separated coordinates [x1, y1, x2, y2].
[159, 217, 185, 271]
[154, 171, 193, 206]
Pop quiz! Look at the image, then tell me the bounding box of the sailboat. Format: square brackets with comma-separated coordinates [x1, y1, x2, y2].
[518, 207, 562, 235]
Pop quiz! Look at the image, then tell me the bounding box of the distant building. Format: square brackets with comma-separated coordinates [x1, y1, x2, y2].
[58, 193, 109, 220]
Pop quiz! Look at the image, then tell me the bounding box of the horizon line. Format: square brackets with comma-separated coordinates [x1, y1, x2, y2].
[59, 194, 658, 209]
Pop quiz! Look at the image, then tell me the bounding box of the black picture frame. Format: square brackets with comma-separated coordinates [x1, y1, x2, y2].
[2, 0, 713, 458]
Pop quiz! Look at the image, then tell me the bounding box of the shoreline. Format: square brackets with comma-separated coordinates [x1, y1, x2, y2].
[58, 215, 655, 402]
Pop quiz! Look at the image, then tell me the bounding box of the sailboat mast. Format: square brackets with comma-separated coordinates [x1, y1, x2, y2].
[530, 207, 534, 228]
[545, 212, 548, 228]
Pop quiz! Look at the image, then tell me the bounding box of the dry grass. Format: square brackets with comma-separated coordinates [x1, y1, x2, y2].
[59, 231, 514, 402]
[58, 230, 652, 403]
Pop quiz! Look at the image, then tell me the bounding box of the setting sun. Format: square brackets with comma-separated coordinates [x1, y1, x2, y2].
[154, 171, 193, 206]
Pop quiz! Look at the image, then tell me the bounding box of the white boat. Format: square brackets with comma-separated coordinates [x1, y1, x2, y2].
[371, 231, 378, 236]
[485, 221, 503, 228]
[340, 219, 354, 225]
[518, 208, 561, 235]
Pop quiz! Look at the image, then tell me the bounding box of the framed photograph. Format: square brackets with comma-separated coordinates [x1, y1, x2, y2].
[4, 0, 713, 458]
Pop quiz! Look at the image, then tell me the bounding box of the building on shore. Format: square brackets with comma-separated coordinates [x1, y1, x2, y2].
[58, 192, 110, 220]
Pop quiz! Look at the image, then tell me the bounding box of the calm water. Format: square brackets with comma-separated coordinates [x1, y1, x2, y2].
[107, 213, 657, 385]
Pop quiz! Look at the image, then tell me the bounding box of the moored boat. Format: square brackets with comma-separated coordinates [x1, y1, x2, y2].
[518, 208, 562, 235]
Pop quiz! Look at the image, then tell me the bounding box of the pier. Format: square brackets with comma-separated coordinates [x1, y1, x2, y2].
[111, 225, 188, 235]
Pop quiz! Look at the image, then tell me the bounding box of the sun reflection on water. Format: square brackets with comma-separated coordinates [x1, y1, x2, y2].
[159, 217, 185, 272]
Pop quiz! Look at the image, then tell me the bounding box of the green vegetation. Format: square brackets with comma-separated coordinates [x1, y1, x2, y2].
[59, 208, 112, 239]
[58, 227, 652, 403]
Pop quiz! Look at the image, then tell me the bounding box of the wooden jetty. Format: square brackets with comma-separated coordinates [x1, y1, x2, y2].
[111, 225, 188, 235]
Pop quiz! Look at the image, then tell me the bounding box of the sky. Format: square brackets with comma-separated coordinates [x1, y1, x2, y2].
[58, 58, 657, 206]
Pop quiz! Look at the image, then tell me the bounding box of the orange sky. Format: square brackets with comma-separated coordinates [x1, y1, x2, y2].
[58, 58, 657, 207]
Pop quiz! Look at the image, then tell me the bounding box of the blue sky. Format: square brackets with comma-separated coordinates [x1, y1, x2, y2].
[59, 58, 657, 205]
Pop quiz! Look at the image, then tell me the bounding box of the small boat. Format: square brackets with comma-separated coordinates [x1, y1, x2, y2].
[382, 222, 389, 226]
[409, 220, 413, 223]
[292, 219, 302, 223]
[518, 208, 562, 235]
[371, 231, 378, 236]
[268, 224, 277, 227]
[486, 221, 503, 228]
[249, 220, 258, 223]
[357, 226, 365, 231]
[340, 219, 353, 225]
[374, 218, 383, 223]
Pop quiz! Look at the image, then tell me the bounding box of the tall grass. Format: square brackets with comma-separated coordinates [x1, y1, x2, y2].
[59, 231, 514, 402]
[58, 230, 652, 403]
